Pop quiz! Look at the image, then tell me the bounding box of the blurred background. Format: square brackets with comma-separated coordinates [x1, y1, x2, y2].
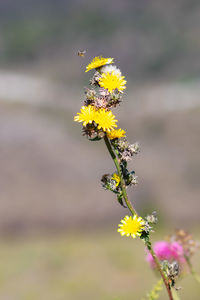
[0, 0, 200, 299]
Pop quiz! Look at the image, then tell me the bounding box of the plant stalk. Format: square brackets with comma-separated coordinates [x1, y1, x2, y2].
[148, 246, 173, 300]
[103, 134, 174, 300]
[104, 135, 137, 216]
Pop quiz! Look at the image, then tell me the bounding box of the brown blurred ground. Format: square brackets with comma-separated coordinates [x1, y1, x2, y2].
[0, 231, 199, 300]
[0, 75, 200, 233]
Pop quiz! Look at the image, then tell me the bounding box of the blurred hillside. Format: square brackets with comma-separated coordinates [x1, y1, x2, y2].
[0, 78, 200, 233]
[0, 0, 200, 233]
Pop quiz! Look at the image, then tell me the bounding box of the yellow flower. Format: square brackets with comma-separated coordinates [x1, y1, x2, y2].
[85, 56, 114, 72]
[94, 108, 118, 132]
[107, 128, 126, 140]
[74, 105, 96, 127]
[118, 215, 145, 238]
[112, 173, 120, 187]
[99, 71, 126, 93]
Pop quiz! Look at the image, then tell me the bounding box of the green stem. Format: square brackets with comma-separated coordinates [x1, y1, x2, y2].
[103, 134, 174, 300]
[148, 246, 173, 300]
[104, 135, 137, 216]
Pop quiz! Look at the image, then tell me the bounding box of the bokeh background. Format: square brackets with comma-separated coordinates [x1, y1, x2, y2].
[0, 0, 200, 299]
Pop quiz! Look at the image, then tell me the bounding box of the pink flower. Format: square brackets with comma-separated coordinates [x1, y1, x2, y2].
[146, 241, 185, 268]
[170, 241, 185, 263]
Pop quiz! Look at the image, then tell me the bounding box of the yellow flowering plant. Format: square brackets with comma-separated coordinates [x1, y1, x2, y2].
[107, 128, 126, 140]
[99, 71, 127, 93]
[74, 56, 199, 300]
[118, 215, 145, 238]
[85, 56, 114, 72]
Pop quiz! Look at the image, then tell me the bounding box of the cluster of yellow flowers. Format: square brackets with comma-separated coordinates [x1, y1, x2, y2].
[74, 56, 145, 239]
[74, 56, 127, 137]
[99, 71, 126, 93]
[85, 56, 114, 72]
[74, 55, 198, 298]
[74, 105, 118, 132]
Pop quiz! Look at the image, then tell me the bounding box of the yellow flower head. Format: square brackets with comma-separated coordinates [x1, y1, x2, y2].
[85, 56, 114, 72]
[112, 173, 120, 187]
[107, 128, 126, 140]
[99, 71, 127, 93]
[74, 105, 96, 127]
[94, 108, 118, 132]
[118, 215, 145, 238]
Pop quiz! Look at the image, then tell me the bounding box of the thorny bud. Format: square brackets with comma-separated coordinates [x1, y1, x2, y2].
[143, 212, 157, 234]
[167, 261, 180, 287]
[110, 90, 121, 101]
[107, 89, 122, 108]
[126, 173, 138, 186]
[162, 260, 180, 286]
[143, 221, 153, 234]
[168, 261, 180, 280]
[119, 164, 137, 187]
[101, 174, 120, 193]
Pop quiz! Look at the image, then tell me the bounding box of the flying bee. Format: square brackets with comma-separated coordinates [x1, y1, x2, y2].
[77, 50, 86, 57]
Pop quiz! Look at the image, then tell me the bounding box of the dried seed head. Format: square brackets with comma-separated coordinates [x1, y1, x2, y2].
[116, 139, 140, 162]
[101, 173, 120, 192]
[110, 90, 121, 101]
[90, 71, 101, 85]
[128, 174, 138, 185]
[167, 261, 180, 284]
[85, 88, 96, 100]
[128, 142, 140, 155]
[93, 96, 109, 109]
[117, 138, 129, 152]
[146, 211, 158, 224]
[121, 150, 132, 161]
[99, 87, 110, 97]
[168, 229, 200, 258]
